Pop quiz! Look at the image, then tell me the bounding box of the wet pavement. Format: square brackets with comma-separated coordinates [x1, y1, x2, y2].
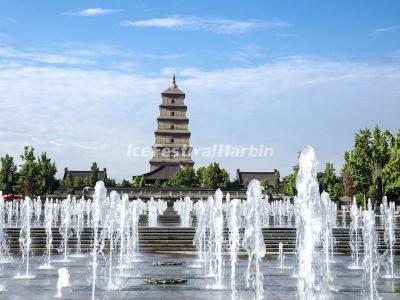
[0, 253, 399, 299]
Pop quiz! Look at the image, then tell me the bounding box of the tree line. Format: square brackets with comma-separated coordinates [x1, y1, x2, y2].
[2, 126, 399, 201]
[282, 126, 400, 204]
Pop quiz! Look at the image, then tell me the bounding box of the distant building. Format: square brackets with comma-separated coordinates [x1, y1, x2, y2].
[63, 167, 107, 183]
[236, 169, 278, 187]
[141, 75, 194, 184]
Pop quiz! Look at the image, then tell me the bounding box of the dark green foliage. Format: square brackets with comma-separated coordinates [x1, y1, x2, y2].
[89, 162, 99, 187]
[282, 165, 298, 196]
[0, 154, 17, 193]
[132, 175, 145, 188]
[198, 162, 230, 189]
[167, 167, 199, 187]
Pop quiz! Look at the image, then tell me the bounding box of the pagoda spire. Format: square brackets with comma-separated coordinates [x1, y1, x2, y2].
[171, 74, 177, 88]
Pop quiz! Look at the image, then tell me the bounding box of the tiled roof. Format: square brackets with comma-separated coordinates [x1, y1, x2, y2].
[236, 169, 276, 184]
[142, 164, 182, 181]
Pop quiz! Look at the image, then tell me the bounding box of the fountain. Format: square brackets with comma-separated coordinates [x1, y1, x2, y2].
[174, 197, 193, 227]
[91, 181, 106, 300]
[342, 207, 346, 228]
[0, 194, 8, 291]
[59, 195, 71, 262]
[228, 198, 241, 298]
[0, 172, 398, 299]
[295, 146, 330, 300]
[118, 193, 128, 271]
[349, 197, 361, 269]
[193, 200, 207, 264]
[16, 196, 35, 279]
[212, 189, 224, 288]
[383, 200, 397, 278]
[147, 198, 158, 227]
[72, 197, 85, 257]
[0, 195, 9, 263]
[277, 242, 285, 269]
[242, 179, 266, 300]
[55, 267, 70, 298]
[321, 191, 334, 291]
[362, 200, 381, 300]
[105, 190, 119, 290]
[127, 199, 140, 262]
[40, 198, 53, 269]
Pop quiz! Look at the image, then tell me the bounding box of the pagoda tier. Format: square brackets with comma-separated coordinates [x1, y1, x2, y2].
[149, 75, 194, 171]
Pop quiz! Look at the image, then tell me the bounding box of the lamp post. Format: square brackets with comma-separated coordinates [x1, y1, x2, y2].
[7, 171, 13, 194]
[375, 162, 383, 208]
[42, 177, 46, 198]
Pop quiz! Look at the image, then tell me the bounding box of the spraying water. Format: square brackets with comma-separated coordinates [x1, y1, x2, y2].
[91, 181, 106, 300]
[147, 198, 158, 227]
[55, 267, 70, 298]
[295, 146, 330, 300]
[362, 200, 381, 300]
[16, 197, 35, 279]
[277, 242, 285, 269]
[40, 198, 53, 269]
[383, 201, 397, 278]
[228, 198, 241, 299]
[118, 193, 128, 271]
[106, 191, 119, 290]
[59, 195, 71, 262]
[0, 195, 9, 263]
[349, 197, 361, 269]
[193, 200, 207, 264]
[213, 189, 224, 288]
[72, 197, 85, 257]
[242, 179, 266, 300]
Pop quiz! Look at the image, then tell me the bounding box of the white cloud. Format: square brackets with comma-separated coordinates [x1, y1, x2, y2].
[121, 16, 287, 34]
[371, 25, 400, 35]
[0, 58, 399, 180]
[0, 46, 95, 65]
[0, 44, 183, 67]
[231, 45, 263, 63]
[64, 8, 120, 17]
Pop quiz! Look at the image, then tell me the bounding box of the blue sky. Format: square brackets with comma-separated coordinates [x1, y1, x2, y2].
[0, 1, 399, 180]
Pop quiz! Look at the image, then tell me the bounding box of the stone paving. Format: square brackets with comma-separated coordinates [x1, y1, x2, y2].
[0, 253, 399, 299]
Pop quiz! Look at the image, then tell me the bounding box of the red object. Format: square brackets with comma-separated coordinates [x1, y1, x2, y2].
[2, 194, 20, 201]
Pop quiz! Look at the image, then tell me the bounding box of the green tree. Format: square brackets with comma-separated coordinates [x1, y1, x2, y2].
[273, 169, 280, 189]
[341, 129, 374, 204]
[37, 152, 57, 194]
[83, 175, 92, 187]
[196, 166, 207, 187]
[104, 178, 116, 187]
[383, 129, 400, 201]
[17, 146, 40, 196]
[341, 127, 393, 205]
[0, 154, 17, 193]
[168, 167, 199, 187]
[89, 162, 99, 187]
[259, 179, 269, 191]
[325, 162, 338, 197]
[120, 179, 132, 188]
[199, 162, 230, 189]
[62, 171, 74, 193]
[282, 165, 298, 196]
[132, 175, 145, 188]
[73, 176, 84, 187]
[154, 179, 163, 188]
